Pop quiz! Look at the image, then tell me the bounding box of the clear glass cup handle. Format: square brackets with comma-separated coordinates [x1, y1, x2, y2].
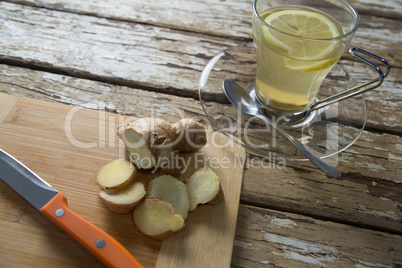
[309, 48, 391, 112]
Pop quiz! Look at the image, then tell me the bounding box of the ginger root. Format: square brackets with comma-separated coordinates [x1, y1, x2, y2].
[99, 181, 146, 214]
[146, 175, 190, 220]
[133, 199, 185, 240]
[96, 159, 136, 194]
[187, 167, 223, 211]
[172, 118, 207, 153]
[117, 118, 206, 169]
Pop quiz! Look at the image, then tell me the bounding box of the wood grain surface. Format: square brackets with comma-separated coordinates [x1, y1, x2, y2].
[0, 0, 401, 267]
[0, 94, 246, 267]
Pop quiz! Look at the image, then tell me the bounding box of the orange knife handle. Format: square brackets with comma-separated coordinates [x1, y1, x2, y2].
[40, 192, 143, 268]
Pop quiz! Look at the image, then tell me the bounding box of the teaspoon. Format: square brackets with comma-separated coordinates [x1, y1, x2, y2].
[223, 80, 341, 178]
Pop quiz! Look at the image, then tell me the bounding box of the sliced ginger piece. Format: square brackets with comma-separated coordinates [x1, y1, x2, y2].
[120, 127, 157, 169]
[97, 159, 136, 194]
[99, 181, 146, 214]
[146, 175, 190, 219]
[187, 167, 223, 211]
[133, 198, 185, 240]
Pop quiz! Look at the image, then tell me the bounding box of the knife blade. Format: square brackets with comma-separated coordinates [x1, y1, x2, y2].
[0, 149, 143, 268]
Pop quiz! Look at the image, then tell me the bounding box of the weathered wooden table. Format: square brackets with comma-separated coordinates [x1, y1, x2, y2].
[0, 0, 401, 267]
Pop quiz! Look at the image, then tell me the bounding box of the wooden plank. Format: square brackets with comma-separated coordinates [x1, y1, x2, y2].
[0, 65, 206, 122]
[5, 0, 254, 39]
[349, 0, 402, 19]
[241, 129, 402, 233]
[6, 0, 402, 36]
[233, 205, 402, 267]
[347, 13, 402, 68]
[0, 94, 246, 268]
[0, 1, 239, 102]
[338, 59, 402, 134]
[1, 65, 401, 233]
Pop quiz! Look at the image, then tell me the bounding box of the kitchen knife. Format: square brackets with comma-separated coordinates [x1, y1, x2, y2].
[0, 149, 143, 268]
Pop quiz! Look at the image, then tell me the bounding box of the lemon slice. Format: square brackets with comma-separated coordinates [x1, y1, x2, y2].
[263, 9, 344, 70]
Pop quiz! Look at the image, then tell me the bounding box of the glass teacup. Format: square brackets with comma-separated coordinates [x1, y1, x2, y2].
[253, 0, 359, 115]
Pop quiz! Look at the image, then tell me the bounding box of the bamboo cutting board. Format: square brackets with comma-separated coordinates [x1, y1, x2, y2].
[0, 94, 246, 268]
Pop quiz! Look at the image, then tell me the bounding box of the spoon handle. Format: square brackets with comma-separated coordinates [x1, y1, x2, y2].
[256, 114, 342, 178]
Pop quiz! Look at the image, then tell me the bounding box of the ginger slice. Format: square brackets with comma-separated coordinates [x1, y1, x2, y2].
[146, 175, 190, 219]
[97, 159, 136, 194]
[187, 167, 223, 211]
[99, 181, 146, 214]
[133, 199, 185, 240]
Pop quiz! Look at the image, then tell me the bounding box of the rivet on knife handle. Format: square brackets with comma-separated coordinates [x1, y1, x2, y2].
[41, 192, 143, 268]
